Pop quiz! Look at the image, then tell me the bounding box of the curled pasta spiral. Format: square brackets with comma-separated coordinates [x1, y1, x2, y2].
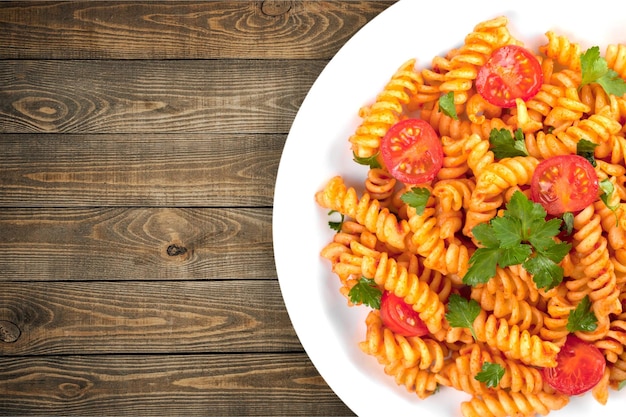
[567, 205, 622, 336]
[539, 31, 582, 71]
[349, 59, 424, 158]
[438, 135, 470, 179]
[440, 343, 544, 395]
[472, 308, 560, 368]
[524, 130, 577, 160]
[361, 252, 446, 334]
[432, 178, 475, 212]
[460, 390, 569, 417]
[544, 87, 591, 129]
[471, 274, 546, 335]
[474, 155, 539, 196]
[359, 310, 448, 371]
[463, 133, 496, 177]
[383, 360, 439, 399]
[315, 176, 410, 250]
[420, 102, 472, 139]
[364, 168, 397, 207]
[606, 43, 626, 79]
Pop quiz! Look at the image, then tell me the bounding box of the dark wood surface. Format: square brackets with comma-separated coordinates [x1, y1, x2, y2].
[0, 1, 397, 415]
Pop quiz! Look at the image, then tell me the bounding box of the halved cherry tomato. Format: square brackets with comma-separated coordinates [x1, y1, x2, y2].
[542, 334, 606, 395]
[476, 44, 543, 108]
[530, 154, 599, 216]
[380, 118, 443, 185]
[379, 291, 429, 337]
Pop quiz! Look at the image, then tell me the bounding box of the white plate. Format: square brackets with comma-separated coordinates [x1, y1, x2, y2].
[273, 1, 626, 415]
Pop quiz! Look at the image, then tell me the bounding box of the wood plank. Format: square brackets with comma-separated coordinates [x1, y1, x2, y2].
[0, 281, 300, 355]
[0, 208, 275, 280]
[0, 353, 354, 416]
[0, 134, 282, 207]
[0, 60, 324, 134]
[0, 1, 395, 60]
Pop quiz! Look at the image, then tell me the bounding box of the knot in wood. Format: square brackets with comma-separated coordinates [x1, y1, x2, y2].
[166, 244, 188, 257]
[261, 0, 292, 17]
[0, 320, 21, 343]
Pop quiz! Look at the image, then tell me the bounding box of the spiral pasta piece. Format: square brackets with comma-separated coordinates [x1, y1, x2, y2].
[606, 43, 626, 79]
[360, 310, 448, 371]
[361, 252, 446, 334]
[349, 59, 424, 158]
[472, 275, 546, 335]
[460, 389, 569, 417]
[472, 309, 560, 368]
[524, 130, 577, 160]
[567, 205, 622, 336]
[364, 168, 397, 207]
[543, 87, 591, 129]
[383, 360, 439, 399]
[474, 155, 539, 196]
[463, 133, 496, 177]
[438, 134, 470, 179]
[440, 343, 544, 395]
[539, 30, 582, 71]
[315, 176, 410, 250]
[420, 101, 473, 139]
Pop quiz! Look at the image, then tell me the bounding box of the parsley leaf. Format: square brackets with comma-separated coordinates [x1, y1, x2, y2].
[475, 362, 505, 388]
[353, 152, 382, 169]
[464, 191, 570, 290]
[528, 218, 565, 252]
[619, 380, 626, 390]
[600, 179, 619, 211]
[580, 46, 626, 96]
[566, 295, 598, 332]
[561, 212, 574, 236]
[438, 92, 458, 120]
[463, 247, 501, 286]
[523, 253, 565, 290]
[577, 139, 598, 167]
[445, 294, 480, 340]
[327, 210, 344, 232]
[348, 277, 382, 309]
[400, 187, 431, 215]
[489, 128, 528, 159]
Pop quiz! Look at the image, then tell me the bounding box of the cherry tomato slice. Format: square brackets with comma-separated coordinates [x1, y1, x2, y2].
[380, 118, 443, 185]
[542, 334, 606, 395]
[530, 154, 599, 216]
[476, 45, 543, 108]
[379, 291, 429, 337]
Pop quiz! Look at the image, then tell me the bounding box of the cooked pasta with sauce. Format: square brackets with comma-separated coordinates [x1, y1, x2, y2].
[316, 16, 626, 417]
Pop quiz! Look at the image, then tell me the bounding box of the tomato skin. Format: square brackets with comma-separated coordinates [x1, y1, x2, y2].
[476, 45, 543, 108]
[542, 334, 606, 395]
[379, 291, 429, 337]
[380, 118, 443, 185]
[530, 154, 599, 216]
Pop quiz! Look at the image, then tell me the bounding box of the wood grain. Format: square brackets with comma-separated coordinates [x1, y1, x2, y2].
[0, 1, 392, 415]
[0, 1, 394, 60]
[0, 280, 299, 355]
[0, 353, 354, 416]
[0, 207, 275, 280]
[0, 134, 282, 207]
[0, 60, 324, 134]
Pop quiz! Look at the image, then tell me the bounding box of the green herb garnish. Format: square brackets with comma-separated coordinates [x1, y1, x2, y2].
[348, 277, 382, 309]
[464, 191, 571, 290]
[489, 128, 528, 159]
[400, 187, 431, 215]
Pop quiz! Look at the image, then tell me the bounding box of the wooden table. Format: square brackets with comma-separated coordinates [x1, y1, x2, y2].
[0, 1, 396, 415]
